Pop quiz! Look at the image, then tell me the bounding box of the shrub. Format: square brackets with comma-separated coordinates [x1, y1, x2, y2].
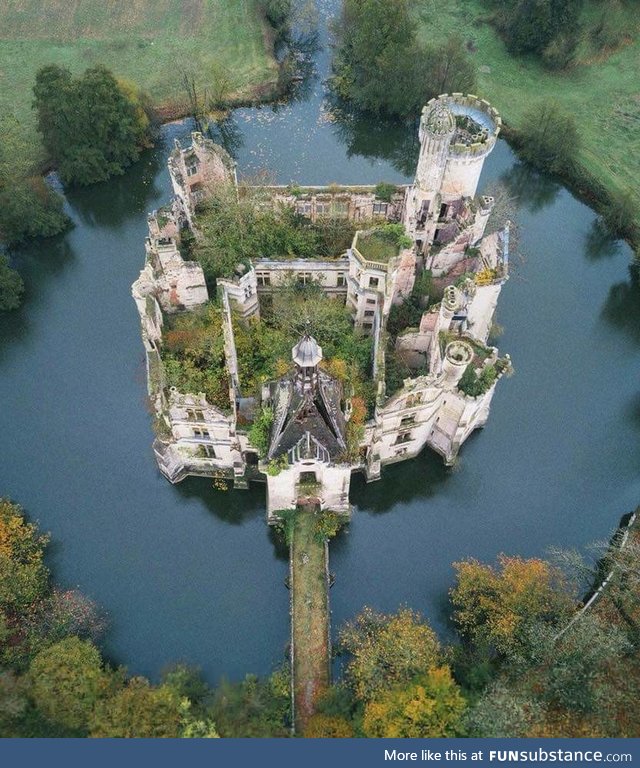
[518, 102, 579, 175]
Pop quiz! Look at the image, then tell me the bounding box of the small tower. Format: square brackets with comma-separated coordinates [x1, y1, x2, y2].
[292, 334, 323, 393]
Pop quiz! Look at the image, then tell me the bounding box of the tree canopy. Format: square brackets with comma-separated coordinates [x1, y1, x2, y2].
[32, 65, 154, 186]
[362, 666, 466, 737]
[0, 116, 69, 247]
[0, 255, 24, 312]
[517, 101, 580, 176]
[339, 607, 441, 701]
[28, 637, 114, 732]
[332, 0, 476, 116]
[450, 554, 575, 656]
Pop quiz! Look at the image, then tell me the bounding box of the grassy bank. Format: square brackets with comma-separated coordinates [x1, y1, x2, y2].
[415, 0, 640, 245]
[0, 0, 278, 165]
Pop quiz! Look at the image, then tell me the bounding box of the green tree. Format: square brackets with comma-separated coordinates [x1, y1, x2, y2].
[209, 669, 290, 737]
[0, 255, 24, 312]
[33, 65, 153, 186]
[362, 666, 466, 737]
[332, 0, 422, 115]
[28, 638, 114, 732]
[517, 101, 579, 175]
[420, 36, 477, 100]
[90, 677, 182, 738]
[333, 2, 476, 116]
[339, 607, 441, 701]
[0, 116, 69, 246]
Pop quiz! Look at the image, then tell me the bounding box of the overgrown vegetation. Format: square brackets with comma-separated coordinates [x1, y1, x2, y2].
[457, 363, 497, 397]
[332, 0, 476, 116]
[191, 185, 361, 287]
[32, 65, 155, 186]
[233, 280, 374, 409]
[355, 223, 412, 263]
[248, 407, 274, 458]
[160, 302, 230, 412]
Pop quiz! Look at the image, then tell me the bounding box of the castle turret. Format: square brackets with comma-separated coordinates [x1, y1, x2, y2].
[292, 334, 322, 393]
[442, 341, 473, 387]
[404, 94, 501, 247]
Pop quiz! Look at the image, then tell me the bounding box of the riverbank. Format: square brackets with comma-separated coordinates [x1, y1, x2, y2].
[0, 0, 280, 169]
[415, 0, 640, 251]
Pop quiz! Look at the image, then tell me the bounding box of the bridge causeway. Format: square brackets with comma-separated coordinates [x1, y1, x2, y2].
[289, 504, 331, 734]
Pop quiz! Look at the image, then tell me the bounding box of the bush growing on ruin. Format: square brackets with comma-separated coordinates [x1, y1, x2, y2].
[248, 407, 274, 457]
[32, 65, 154, 186]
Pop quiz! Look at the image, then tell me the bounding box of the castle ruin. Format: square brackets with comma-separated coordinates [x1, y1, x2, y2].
[132, 94, 511, 519]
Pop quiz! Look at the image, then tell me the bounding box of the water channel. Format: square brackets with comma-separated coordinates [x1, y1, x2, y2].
[1, 0, 639, 683]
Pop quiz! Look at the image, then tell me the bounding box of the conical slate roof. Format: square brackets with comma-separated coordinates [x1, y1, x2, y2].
[292, 334, 322, 367]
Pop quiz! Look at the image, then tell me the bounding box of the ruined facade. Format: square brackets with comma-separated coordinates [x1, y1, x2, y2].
[133, 94, 510, 518]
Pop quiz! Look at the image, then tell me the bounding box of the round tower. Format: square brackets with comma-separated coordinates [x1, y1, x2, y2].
[292, 334, 322, 393]
[437, 94, 501, 201]
[415, 102, 456, 196]
[442, 340, 473, 386]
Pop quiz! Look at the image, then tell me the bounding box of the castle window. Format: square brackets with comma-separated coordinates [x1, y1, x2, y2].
[369, 277, 379, 289]
[400, 414, 416, 427]
[364, 310, 374, 318]
[439, 203, 448, 220]
[332, 201, 349, 217]
[186, 162, 198, 177]
[195, 410, 204, 421]
[372, 202, 388, 216]
[395, 432, 412, 445]
[395, 447, 408, 456]
[256, 272, 271, 286]
[316, 201, 331, 216]
[363, 322, 373, 331]
[296, 201, 312, 216]
[203, 445, 216, 458]
[336, 272, 346, 287]
[366, 298, 376, 305]
[186, 409, 196, 421]
[297, 272, 312, 285]
[193, 428, 210, 439]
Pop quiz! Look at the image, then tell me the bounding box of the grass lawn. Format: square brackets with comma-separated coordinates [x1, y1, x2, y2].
[290, 505, 330, 732]
[0, 0, 278, 164]
[415, 0, 640, 234]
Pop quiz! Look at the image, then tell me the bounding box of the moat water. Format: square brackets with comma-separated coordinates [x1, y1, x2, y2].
[1, 0, 639, 683]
